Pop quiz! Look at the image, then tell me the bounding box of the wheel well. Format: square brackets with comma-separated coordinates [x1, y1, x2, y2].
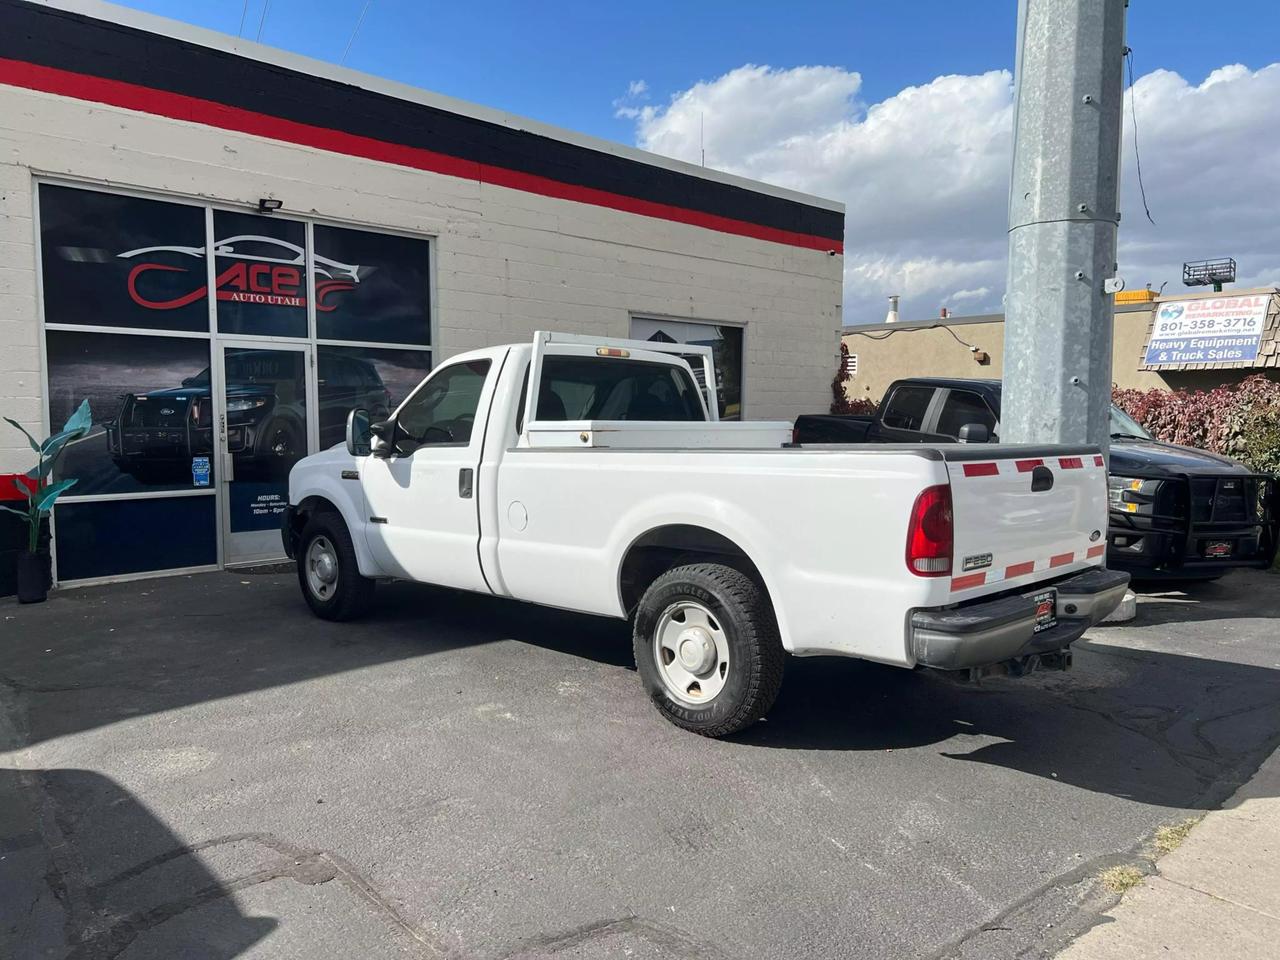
[290, 495, 341, 535]
[618, 524, 767, 616]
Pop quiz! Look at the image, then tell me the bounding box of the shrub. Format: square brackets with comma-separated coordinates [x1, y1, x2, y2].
[830, 342, 880, 415]
[1111, 375, 1280, 474]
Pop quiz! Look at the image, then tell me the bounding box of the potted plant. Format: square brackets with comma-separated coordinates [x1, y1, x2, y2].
[3, 400, 91, 603]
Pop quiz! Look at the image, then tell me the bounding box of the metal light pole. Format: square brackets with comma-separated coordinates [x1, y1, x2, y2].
[1002, 0, 1128, 453]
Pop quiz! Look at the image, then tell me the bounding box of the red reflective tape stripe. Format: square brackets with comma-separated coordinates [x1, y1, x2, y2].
[1049, 552, 1075, 567]
[1005, 560, 1036, 579]
[1086, 544, 1106, 558]
[951, 572, 987, 591]
[1015, 459, 1044, 473]
[1058, 457, 1083, 469]
[0, 58, 841, 254]
[1094, 455, 1105, 467]
[962, 462, 999, 477]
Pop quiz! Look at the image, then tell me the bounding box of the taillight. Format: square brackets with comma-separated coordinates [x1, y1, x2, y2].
[791, 424, 800, 445]
[906, 484, 953, 577]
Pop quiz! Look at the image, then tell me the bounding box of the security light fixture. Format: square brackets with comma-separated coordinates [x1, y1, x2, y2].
[1183, 258, 1235, 291]
[257, 197, 284, 214]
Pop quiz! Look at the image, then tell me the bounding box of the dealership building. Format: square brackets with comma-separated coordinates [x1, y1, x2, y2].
[0, 0, 845, 594]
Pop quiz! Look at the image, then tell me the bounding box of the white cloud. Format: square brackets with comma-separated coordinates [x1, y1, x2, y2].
[613, 79, 652, 120]
[627, 61, 1280, 323]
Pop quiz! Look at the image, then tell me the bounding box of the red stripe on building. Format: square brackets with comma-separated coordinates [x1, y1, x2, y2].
[951, 572, 987, 591]
[1049, 551, 1075, 567]
[0, 58, 841, 254]
[1086, 544, 1106, 558]
[1058, 457, 1083, 470]
[962, 462, 999, 477]
[1015, 459, 1044, 473]
[1004, 560, 1037, 579]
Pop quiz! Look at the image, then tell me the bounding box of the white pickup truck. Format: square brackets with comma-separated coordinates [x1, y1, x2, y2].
[284, 332, 1128, 736]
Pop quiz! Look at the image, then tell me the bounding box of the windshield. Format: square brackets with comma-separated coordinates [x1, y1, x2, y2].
[1110, 405, 1153, 440]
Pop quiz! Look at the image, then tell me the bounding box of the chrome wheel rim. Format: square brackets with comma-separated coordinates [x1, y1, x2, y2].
[269, 429, 294, 457]
[653, 601, 730, 705]
[305, 535, 339, 601]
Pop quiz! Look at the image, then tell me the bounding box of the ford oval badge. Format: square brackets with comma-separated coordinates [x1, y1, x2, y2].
[1089, 529, 1102, 542]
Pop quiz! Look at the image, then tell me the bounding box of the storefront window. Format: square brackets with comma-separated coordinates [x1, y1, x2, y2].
[46, 330, 216, 496]
[213, 210, 309, 338]
[38, 182, 434, 582]
[630, 317, 745, 420]
[39, 184, 209, 333]
[314, 225, 431, 345]
[317, 346, 431, 449]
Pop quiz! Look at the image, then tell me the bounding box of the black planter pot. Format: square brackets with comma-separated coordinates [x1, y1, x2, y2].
[16, 549, 51, 604]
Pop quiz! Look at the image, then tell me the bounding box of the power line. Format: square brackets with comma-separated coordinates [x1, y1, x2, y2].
[237, 0, 250, 37]
[341, 0, 374, 66]
[1126, 46, 1156, 226]
[847, 322, 982, 351]
[255, 0, 271, 43]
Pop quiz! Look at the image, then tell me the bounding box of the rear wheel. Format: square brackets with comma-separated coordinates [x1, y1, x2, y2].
[632, 562, 784, 737]
[297, 512, 375, 621]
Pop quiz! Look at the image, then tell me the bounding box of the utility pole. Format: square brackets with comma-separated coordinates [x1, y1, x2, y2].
[1002, 0, 1127, 454]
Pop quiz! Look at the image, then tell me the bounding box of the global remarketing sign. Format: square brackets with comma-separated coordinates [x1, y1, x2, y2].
[1143, 296, 1270, 367]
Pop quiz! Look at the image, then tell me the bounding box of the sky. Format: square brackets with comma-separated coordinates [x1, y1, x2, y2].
[110, 0, 1280, 323]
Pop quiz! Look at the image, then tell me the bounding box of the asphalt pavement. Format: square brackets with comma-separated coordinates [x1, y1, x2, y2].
[2, 566, 1278, 960]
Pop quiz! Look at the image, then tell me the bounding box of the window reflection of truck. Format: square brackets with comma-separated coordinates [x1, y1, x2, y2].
[105, 352, 390, 481]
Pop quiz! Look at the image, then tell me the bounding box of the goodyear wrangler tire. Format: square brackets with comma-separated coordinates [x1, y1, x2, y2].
[633, 562, 784, 737]
[297, 512, 375, 621]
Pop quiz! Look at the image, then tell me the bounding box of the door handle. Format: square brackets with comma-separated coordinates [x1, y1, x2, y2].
[458, 467, 474, 499]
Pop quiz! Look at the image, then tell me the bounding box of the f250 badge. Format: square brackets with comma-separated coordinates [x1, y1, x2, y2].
[962, 553, 993, 572]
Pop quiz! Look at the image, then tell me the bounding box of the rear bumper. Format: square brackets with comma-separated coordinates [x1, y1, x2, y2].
[910, 567, 1130, 671]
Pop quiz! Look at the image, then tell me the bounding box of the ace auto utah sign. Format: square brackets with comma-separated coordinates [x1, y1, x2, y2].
[1144, 296, 1270, 367]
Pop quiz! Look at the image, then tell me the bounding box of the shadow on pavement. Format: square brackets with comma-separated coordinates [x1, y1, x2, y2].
[732, 643, 1280, 809]
[0, 767, 277, 960]
[3, 568, 1278, 816]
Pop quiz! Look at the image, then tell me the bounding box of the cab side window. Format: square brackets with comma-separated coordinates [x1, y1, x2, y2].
[880, 385, 935, 432]
[935, 389, 998, 440]
[396, 360, 491, 447]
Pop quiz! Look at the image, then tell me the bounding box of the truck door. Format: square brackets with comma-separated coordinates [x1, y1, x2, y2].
[874, 384, 950, 443]
[931, 388, 1000, 442]
[360, 358, 495, 593]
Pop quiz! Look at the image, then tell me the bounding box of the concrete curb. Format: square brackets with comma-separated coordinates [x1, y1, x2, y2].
[1056, 745, 1280, 959]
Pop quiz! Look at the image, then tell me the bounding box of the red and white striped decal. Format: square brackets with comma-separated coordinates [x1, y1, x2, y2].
[958, 455, 1105, 478]
[949, 543, 1107, 592]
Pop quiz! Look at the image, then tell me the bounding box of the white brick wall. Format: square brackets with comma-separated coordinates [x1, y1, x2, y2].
[0, 84, 843, 472]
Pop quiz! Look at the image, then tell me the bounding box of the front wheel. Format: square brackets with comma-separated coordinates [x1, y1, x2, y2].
[297, 512, 375, 621]
[632, 562, 784, 737]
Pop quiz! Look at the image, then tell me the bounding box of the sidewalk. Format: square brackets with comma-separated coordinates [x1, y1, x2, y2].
[1058, 746, 1280, 959]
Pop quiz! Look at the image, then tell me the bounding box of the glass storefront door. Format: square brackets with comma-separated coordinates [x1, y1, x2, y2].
[217, 342, 312, 564]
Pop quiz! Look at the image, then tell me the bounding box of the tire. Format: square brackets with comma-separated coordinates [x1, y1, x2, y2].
[296, 511, 376, 621]
[632, 562, 784, 737]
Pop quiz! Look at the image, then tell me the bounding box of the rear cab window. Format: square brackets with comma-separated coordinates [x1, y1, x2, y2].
[517, 355, 707, 430]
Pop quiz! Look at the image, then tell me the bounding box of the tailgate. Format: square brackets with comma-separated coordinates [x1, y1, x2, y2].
[944, 445, 1109, 598]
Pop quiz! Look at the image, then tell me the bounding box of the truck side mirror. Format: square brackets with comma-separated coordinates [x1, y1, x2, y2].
[957, 423, 989, 444]
[346, 408, 372, 456]
[368, 418, 397, 458]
